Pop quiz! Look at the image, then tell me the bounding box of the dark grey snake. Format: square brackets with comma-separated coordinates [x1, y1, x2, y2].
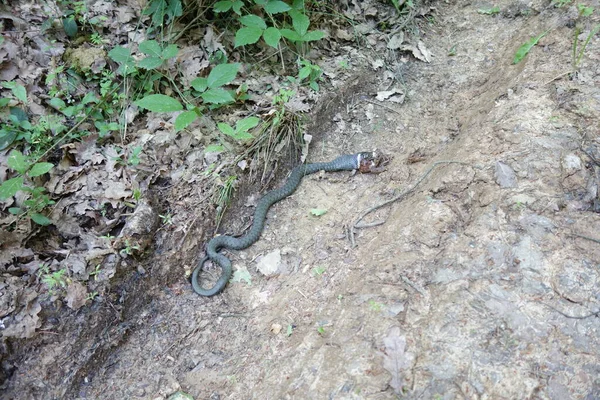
[192, 152, 378, 296]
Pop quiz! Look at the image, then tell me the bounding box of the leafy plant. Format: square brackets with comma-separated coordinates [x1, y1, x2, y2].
[214, 0, 325, 50]
[0, 150, 55, 225]
[296, 59, 322, 91]
[512, 30, 548, 64]
[38, 266, 69, 295]
[572, 5, 599, 69]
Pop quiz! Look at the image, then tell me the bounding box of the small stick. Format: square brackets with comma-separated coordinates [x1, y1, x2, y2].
[351, 161, 472, 246]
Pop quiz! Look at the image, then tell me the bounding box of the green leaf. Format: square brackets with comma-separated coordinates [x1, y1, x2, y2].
[205, 144, 226, 153]
[139, 40, 162, 57]
[191, 77, 208, 92]
[214, 0, 233, 12]
[292, 0, 305, 9]
[109, 46, 136, 74]
[235, 116, 260, 133]
[0, 176, 24, 199]
[232, 0, 243, 14]
[513, 30, 548, 64]
[0, 129, 17, 150]
[0, 97, 10, 107]
[81, 92, 99, 104]
[301, 30, 325, 42]
[298, 66, 311, 80]
[477, 6, 500, 14]
[175, 111, 197, 132]
[108, 46, 133, 64]
[263, 27, 282, 48]
[10, 107, 27, 122]
[207, 63, 240, 88]
[217, 122, 236, 137]
[8, 207, 22, 215]
[7, 150, 29, 174]
[310, 208, 327, 216]
[162, 44, 179, 59]
[63, 16, 78, 38]
[233, 130, 254, 140]
[201, 88, 235, 104]
[138, 56, 163, 69]
[31, 213, 52, 226]
[264, 0, 291, 14]
[11, 85, 27, 103]
[280, 28, 302, 41]
[28, 162, 54, 177]
[135, 94, 183, 112]
[235, 27, 263, 47]
[289, 10, 309, 36]
[239, 15, 267, 29]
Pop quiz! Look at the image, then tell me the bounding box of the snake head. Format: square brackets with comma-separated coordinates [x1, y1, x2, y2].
[356, 151, 386, 173]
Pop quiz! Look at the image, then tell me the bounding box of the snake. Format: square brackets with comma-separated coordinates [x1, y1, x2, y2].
[191, 152, 378, 296]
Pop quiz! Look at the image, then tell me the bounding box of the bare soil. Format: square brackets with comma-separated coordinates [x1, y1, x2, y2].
[3, 0, 600, 399]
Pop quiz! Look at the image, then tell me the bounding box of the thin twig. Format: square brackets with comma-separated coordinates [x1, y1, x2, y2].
[351, 161, 472, 246]
[361, 98, 403, 116]
[569, 233, 600, 244]
[539, 302, 600, 319]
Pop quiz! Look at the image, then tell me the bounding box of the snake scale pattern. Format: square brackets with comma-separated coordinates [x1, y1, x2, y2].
[192, 152, 376, 296]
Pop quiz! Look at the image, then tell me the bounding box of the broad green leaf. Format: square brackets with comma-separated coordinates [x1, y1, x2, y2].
[12, 85, 27, 103]
[235, 116, 260, 133]
[109, 46, 136, 74]
[0, 98, 10, 107]
[264, 0, 291, 13]
[280, 28, 302, 41]
[301, 30, 325, 42]
[233, 131, 254, 140]
[28, 162, 54, 177]
[235, 27, 263, 47]
[298, 66, 311, 80]
[135, 94, 183, 112]
[255, 0, 268, 5]
[63, 16, 78, 38]
[7, 150, 28, 174]
[0, 176, 24, 199]
[207, 63, 240, 88]
[175, 111, 197, 132]
[239, 14, 267, 29]
[310, 208, 327, 216]
[213, 0, 233, 12]
[138, 56, 163, 69]
[139, 40, 162, 56]
[162, 44, 179, 59]
[10, 107, 27, 122]
[108, 46, 133, 64]
[0, 129, 17, 150]
[31, 213, 52, 226]
[201, 88, 235, 104]
[217, 122, 236, 137]
[513, 30, 548, 64]
[8, 207, 21, 215]
[205, 144, 226, 153]
[191, 77, 208, 92]
[289, 10, 309, 36]
[292, 0, 305, 9]
[81, 92, 99, 104]
[232, 0, 243, 14]
[263, 27, 282, 48]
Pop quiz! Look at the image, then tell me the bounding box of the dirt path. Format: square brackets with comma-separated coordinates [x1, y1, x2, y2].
[4, 0, 600, 398]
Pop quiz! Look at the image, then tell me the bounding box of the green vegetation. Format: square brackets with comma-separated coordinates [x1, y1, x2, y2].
[572, 4, 600, 69]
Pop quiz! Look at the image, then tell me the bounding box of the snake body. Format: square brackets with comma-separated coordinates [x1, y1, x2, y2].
[192, 152, 375, 296]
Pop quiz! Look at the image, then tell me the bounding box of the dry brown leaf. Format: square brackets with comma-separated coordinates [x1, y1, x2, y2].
[65, 281, 88, 310]
[382, 326, 414, 394]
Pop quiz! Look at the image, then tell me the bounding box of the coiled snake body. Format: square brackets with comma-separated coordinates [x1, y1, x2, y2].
[192, 152, 377, 296]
